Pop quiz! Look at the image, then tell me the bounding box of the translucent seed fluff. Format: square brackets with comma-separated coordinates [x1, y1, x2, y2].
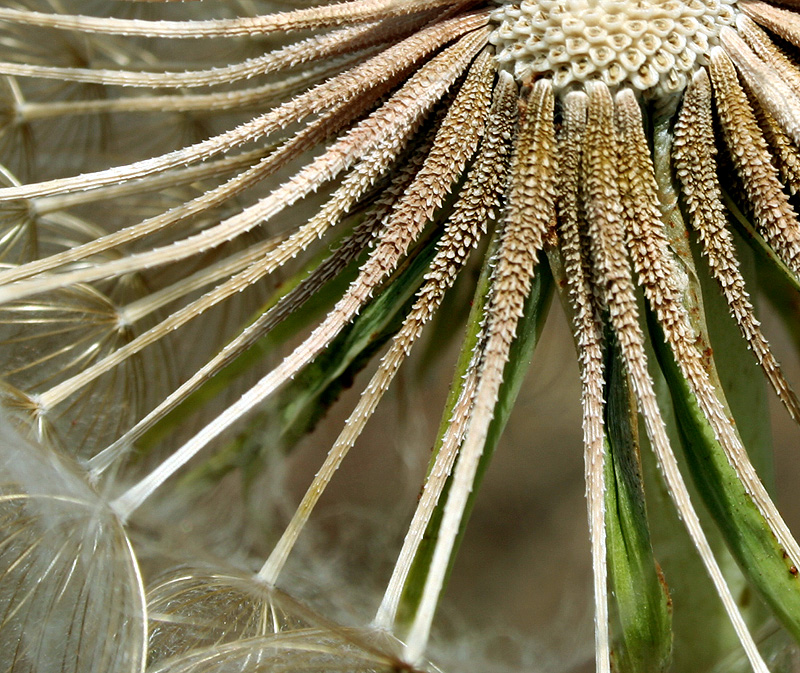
[490, 0, 737, 96]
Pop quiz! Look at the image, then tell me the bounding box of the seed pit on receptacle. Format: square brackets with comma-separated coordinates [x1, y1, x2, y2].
[490, 0, 737, 97]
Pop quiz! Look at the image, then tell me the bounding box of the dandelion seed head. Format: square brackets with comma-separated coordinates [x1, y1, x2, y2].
[490, 0, 736, 96]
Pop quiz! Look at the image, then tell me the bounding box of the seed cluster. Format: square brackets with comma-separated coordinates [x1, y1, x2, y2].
[490, 0, 737, 97]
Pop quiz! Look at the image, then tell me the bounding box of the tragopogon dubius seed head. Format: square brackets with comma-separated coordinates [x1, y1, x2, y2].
[1, 1, 800, 672]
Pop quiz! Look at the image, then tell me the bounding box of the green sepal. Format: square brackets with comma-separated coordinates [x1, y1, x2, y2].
[605, 336, 674, 673]
[395, 232, 553, 629]
[651, 313, 800, 645]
